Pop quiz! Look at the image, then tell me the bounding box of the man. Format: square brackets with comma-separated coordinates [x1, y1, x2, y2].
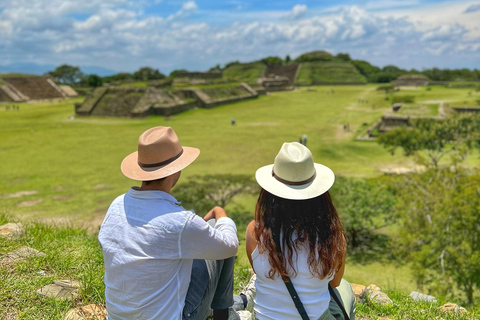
[99, 126, 239, 320]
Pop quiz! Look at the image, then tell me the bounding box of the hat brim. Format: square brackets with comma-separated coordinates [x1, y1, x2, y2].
[121, 146, 200, 181]
[255, 163, 335, 200]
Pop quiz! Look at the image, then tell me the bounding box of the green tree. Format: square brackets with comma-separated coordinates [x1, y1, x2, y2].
[335, 53, 351, 61]
[331, 177, 396, 249]
[169, 69, 188, 77]
[260, 56, 284, 65]
[390, 168, 480, 305]
[295, 50, 333, 62]
[285, 55, 291, 64]
[46, 64, 84, 85]
[378, 115, 480, 168]
[172, 174, 259, 214]
[86, 74, 103, 87]
[224, 61, 240, 69]
[133, 67, 165, 81]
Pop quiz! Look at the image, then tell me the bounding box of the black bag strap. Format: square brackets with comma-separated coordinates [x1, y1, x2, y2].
[281, 274, 310, 320]
[328, 284, 350, 320]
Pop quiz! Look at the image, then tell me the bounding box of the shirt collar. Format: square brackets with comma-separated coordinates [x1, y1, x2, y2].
[128, 187, 181, 205]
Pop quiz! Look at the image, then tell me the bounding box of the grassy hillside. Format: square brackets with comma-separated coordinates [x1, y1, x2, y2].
[222, 62, 265, 82]
[1, 214, 478, 319]
[296, 61, 367, 85]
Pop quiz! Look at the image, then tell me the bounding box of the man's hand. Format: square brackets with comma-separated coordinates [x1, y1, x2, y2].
[204, 206, 228, 222]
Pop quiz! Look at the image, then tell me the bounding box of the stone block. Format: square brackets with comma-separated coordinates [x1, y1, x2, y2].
[0, 223, 26, 239]
[350, 283, 366, 302]
[63, 304, 107, 320]
[0, 246, 45, 266]
[366, 284, 392, 305]
[439, 302, 460, 313]
[37, 280, 81, 299]
[409, 291, 437, 303]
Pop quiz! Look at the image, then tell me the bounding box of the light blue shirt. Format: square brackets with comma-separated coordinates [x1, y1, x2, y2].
[98, 188, 238, 320]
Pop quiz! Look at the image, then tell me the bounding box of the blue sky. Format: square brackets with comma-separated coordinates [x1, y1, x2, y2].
[0, 0, 479, 74]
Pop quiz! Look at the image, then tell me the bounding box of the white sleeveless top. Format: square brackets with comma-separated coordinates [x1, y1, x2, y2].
[252, 242, 333, 320]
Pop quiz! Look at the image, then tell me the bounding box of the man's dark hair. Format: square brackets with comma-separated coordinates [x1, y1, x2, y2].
[144, 177, 167, 185]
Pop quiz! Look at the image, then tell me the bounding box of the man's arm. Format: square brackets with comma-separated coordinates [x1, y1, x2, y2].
[180, 207, 238, 260]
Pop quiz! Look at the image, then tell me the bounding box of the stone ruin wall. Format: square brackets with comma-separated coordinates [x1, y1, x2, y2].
[175, 71, 222, 79]
[262, 64, 300, 88]
[75, 83, 258, 118]
[394, 79, 429, 87]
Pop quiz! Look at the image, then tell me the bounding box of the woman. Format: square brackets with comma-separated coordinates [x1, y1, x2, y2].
[246, 142, 355, 320]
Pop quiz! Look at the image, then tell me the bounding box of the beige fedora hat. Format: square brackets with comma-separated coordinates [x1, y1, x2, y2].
[121, 126, 200, 181]
[255, 142, 334, 200]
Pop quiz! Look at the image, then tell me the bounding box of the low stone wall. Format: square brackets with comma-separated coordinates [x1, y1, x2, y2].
[180, 83, 258, 109]
[452, 107, 480, 113]
[151, 102, 197, 116]
[176, 71, 222, 79]
[307, 82, 367, 86]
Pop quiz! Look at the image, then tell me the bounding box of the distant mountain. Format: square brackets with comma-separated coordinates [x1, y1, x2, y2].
[0, 63, 117, 77]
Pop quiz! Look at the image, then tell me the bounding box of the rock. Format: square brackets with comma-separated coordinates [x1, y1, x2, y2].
[0, 223, 26, 239]
[17, 198, 43, 207]
[37, 280, 81, 299]
[409, 291, 437, 303]
[0, 246, 46, 266]
[241, 274, 256, 312]
[365, 284, 392, 305]
[350, 283, 366, 302]
[439, 302, 460, 313]
[237, 310, 253, 320]
[63, 304, 107, 320]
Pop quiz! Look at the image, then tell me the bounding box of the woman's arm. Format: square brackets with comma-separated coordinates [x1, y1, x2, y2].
[245, 220, 257, 272]
[329, 235, 346, 288]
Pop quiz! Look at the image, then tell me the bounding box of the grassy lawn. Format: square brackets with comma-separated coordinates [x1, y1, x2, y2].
[1, 85, 479, 317]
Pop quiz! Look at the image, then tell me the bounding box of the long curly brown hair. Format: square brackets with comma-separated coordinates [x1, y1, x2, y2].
[255, 188, 346, 279]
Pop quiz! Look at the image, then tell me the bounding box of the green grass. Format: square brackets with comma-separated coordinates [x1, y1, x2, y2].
[2, 213, 478, 319]
[0, 213, 104, 319]
[357, 289, 479, 319]
[2, 85, 478, 221]
[222, 62, 265, 81]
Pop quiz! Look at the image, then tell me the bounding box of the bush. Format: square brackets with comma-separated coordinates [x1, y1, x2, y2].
[392, 95, 415, 104]
[331, 177, 396, 250]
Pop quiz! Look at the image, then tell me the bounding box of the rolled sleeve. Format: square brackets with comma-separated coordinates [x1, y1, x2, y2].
[180, 214, 239, 260]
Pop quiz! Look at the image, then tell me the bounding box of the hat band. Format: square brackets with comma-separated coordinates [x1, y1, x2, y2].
[138, 148, 184, 168]
[272, 169, 316, 186]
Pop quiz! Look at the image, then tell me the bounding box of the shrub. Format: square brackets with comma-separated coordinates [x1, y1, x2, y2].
[392, 95, 415, 104]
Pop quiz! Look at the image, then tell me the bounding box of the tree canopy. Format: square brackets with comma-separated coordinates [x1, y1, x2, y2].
[46, 64, 84, 85]
[378, 115, 480, 168]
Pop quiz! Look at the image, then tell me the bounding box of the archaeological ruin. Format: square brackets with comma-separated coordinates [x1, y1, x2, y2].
[75, 83, 258, 117]
[0, 77, 77, 102]
[394, 74, 429, 87]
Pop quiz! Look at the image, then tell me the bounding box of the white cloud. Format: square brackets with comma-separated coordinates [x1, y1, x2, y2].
[464, 3, 480, 13]
[289, 4, 307, 19]
[0, 1, 478, 72]
[182, 1, 198, 11]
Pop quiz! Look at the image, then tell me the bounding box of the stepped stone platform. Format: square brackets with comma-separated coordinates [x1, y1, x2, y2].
[257, 64, 300, 92]
[0, 77, 65, 102]
[76, 83, 258, 118]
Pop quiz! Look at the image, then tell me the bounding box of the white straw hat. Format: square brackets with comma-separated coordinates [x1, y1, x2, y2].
[255, 142, 335, 200]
